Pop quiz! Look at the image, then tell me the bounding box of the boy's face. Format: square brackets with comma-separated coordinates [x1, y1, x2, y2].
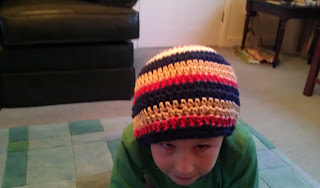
[150, 136, 224, 186]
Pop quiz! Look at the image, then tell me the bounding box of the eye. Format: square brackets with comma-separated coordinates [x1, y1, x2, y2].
[195, 145, 209, 151]
[160, 143, 174, 149]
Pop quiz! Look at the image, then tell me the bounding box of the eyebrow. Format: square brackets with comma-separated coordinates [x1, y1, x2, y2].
[197, 139, 221, 144]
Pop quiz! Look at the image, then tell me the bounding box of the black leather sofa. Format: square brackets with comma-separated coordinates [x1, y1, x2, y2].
[0, 0, 139, 109]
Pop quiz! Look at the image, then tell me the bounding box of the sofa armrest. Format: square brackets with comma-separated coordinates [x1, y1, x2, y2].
[100, 0, 138, 8]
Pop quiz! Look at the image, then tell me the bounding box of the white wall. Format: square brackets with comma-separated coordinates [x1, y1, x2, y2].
[133, 0, 225, 48]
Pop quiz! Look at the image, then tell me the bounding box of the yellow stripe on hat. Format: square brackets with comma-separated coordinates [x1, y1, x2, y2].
[133, 97, 240, 130]
[146, 45, 218, 66]
[135, 59, 237, 93]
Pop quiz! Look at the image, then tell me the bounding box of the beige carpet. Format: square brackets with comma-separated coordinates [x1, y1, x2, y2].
[0, 47, 319, 183]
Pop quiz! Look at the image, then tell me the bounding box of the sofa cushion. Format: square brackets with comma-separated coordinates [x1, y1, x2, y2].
[0, 1, 139, 45]
[1, 67, 135, 107]
[0, 41, 133, 73]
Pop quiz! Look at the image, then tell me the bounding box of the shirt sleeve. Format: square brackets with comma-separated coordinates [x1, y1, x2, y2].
[109, 134, 146, 188]
[223, 135, 259, 188]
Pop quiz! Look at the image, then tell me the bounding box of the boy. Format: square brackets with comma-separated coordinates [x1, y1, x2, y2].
[109, 45, 259, 187]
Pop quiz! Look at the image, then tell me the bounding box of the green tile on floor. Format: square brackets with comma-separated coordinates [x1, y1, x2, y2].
[7, 141, 28, 153]
[2, 151, 27, 188]
[9, 127, 28, 142]
[76, 172, 111, 188]
[0, 154, 7, 188]
[73, 141, 113, 177]
[107, 139, 121, 162]
[0, 129, 9, 154]
[71, 132, 106, 145]
[29, 123, 70, 140]
[260, 167, 311, 188]
[24, 179, 76, 188]
[26, 146, 75, 185]
[68, 120, 103, 136]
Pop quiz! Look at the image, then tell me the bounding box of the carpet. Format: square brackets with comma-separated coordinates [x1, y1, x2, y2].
[0, 116, 318, 188]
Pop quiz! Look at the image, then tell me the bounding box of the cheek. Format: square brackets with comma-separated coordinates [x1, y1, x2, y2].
[197, 149, 220, 174]
[151, 147, 174, 173]
[153, 155, 173, 173]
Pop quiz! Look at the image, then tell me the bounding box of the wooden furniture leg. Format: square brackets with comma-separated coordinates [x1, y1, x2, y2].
[273, 18, 288, 68]
[241, 2, 253, 49]
[308, 21, 320, 64]
[241, 12, 251, 49]
[303, 34, 320, 96]
[274, 19, 282, 51]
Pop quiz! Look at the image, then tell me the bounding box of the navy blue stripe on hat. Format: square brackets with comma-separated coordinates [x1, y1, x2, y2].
[132, 80, 240, 118]
[137, 123, 235, 146]
[138, 51, 230, 77]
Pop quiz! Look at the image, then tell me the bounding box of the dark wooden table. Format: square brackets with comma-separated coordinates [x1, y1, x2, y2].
[241, 0, 320, 68]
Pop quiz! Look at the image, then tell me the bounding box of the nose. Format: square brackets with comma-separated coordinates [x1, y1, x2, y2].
[174, 153, 194, 174]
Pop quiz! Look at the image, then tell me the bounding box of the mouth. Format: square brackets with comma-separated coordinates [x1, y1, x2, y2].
[174, 175, 194, 181]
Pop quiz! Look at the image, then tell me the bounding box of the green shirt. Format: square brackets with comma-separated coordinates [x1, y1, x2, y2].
[109, 121, 259, 188]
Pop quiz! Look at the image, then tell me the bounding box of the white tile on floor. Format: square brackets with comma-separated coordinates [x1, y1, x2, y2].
[104, 129, 124, 141]
[290, 165, 320, 188]
[271, 148, 294, 165]
[101, 116, 131, 141]
[257, 150, 286, 170]
[29, 136, 72, 150]
[24, 179, 76, 188]
[26, 146, 75, 185]
[73, 141, 113, 178]
[259, 177, 270, 188]
[252, 135, 268, 151]
[100, 116, 131, 132]
[29, 123, 70, 140]
[260, 166, 311, 188]
[72, 132, 106, 145]
[28, 123, 72, 150]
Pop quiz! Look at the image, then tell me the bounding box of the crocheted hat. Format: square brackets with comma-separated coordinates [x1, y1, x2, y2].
[132, 45, 240, 146]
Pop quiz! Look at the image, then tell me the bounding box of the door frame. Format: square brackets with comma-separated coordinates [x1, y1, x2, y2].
[219, 0, 234, 47]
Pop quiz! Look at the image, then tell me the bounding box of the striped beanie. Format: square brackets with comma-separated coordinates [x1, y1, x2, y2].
[132, 45, 240, 146]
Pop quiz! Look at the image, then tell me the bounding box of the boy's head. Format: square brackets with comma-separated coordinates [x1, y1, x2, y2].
[132, 45, 240, 185]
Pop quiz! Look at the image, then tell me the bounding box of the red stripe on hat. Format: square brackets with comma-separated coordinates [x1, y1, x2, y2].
[133, 115, 237, 138]
[133, 73, 238, 105]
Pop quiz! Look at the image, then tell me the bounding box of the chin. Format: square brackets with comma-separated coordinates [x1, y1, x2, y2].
[170, 175, 198, 186]
[175, 181, 195, 186]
